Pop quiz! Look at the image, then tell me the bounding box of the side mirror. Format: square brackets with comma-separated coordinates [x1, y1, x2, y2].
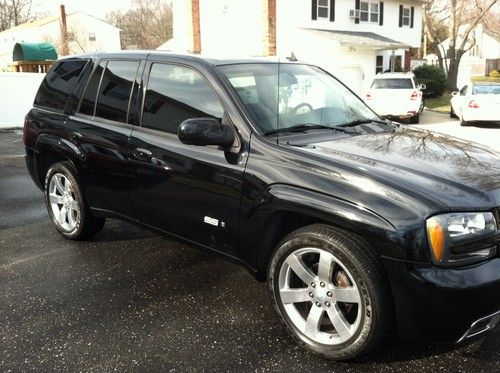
[451, 91, 459, 96]
[419, 83, 427, 90]
[178, 117, 235, 149]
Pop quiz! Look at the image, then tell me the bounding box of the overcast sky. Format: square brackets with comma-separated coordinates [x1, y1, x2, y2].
[31, 0, 134, 19]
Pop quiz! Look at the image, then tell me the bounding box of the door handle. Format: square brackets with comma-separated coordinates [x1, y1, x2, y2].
[69, 132, 82, 142]
[133, 147, 153, 162]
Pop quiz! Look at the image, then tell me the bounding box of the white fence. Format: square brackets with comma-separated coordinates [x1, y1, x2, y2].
[0, 72, 45, 128]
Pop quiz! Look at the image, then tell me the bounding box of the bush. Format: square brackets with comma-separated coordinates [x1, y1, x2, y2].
[490, 69, 500, 78]
[412, 64, 447, 97]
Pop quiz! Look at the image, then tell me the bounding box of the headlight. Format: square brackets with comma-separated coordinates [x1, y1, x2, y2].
[426, 212, 497, 266]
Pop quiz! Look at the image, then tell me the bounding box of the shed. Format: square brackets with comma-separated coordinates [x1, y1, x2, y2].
[11, 42, 57, 73]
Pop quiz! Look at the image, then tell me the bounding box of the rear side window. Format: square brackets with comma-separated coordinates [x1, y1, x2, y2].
[95, 60, 140, 123]
[371, 78, 414, 89]
[34, 59, 88, 112]
[79, 61, 105, 116]
[142, 63, 224, 134]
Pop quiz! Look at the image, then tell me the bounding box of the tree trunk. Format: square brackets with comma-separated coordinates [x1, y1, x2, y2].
[448, 58, 459, 91]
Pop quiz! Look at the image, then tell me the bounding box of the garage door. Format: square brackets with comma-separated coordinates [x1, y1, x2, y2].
[336, 67, 363, 95]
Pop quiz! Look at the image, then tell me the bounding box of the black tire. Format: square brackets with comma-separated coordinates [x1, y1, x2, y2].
[410, 114, 420, 124]
[44, 161, 105, 240]
[450, 108, 458, 118]
[460, 118, 469, 126]
[268, 224, 391, 360]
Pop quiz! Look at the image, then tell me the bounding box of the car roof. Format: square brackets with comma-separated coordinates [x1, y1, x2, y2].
[59, 50, 294, 67]
[374, 72, 415, 79]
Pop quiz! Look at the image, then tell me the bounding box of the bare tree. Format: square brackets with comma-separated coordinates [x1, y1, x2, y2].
[107, 0, 173, 50]
[424, 0, 499, 90]
[0, 0, 32, 31]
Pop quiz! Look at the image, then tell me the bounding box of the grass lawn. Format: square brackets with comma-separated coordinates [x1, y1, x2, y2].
[425, 93, 452, 114]
[471, 76, 500, 83]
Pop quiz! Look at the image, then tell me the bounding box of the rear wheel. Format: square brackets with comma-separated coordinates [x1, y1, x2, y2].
[410, 114, 420, 124]
[45, 161, 105, 240]
[450, 107, 458, 118]
[268, 224, 390, 360]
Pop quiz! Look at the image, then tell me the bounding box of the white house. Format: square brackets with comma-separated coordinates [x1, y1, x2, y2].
[161, 0, 424, 94]
[0, 11, 121, 68]
[437, 24, 500, 88]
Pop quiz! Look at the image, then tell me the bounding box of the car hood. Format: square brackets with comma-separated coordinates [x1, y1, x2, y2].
[298, 126, 500, 210]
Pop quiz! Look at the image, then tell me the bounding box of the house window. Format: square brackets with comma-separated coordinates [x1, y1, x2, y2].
[402, 7, 410, 26]
[360, 2, 379, 23]
[376, 55, 383, 74]
[317, 0, 329, 18]
[89, 33, 96, 42]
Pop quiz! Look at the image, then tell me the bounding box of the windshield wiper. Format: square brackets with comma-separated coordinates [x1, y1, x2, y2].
[338, 118, 394, 127]
[265, 123, 358, 135]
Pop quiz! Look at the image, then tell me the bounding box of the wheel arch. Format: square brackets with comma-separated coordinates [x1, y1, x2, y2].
[35, 133, 83, 188]
[253, 184, 397, 281]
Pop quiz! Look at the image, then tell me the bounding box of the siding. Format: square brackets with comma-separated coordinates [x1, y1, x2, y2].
[277, 0, 422, 48]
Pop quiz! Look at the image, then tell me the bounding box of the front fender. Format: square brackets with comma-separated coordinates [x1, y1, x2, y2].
[238, 183, 407, 273]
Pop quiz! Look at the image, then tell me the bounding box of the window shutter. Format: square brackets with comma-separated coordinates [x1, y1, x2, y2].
[379, 2, 384, 26]
[398, 5, 403, 27]
[410, 6, 414, 28]
[355, 0, 360, 24]
[330, 0, 335, 21]
[312, 0, 317, 20]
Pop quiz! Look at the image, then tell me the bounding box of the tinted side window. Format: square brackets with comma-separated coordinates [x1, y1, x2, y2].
[34, 59, 88, 112]
[95, 60, 140, 123]
[79, 61, 105, 116]
[142, 63, 224, 134]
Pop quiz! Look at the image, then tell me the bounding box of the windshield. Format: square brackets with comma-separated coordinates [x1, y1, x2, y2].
[219, 63, 379, 134]
[372, 78, 413, 89]
[472, 84, 500, 95]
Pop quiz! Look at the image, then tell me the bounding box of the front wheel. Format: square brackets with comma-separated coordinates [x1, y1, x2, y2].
[45, 161, 105, 240]
[268, 225, 390, 360]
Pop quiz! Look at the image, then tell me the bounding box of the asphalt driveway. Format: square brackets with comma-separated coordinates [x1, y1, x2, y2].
[414, 110, 499, 151]
[1, 129, 499, 372]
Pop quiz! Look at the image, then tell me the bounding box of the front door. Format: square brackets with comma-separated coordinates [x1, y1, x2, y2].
[128, 61, 247, 255]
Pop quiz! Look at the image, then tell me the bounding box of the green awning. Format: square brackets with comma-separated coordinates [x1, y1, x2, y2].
[13, 42, 57, 61]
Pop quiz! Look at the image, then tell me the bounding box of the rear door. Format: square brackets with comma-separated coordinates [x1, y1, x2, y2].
[66, 57, 144, 217]
[127, 59, 247, 255]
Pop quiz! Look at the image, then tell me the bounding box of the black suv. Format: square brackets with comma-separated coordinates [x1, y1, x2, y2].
[24, 52, 500, 360]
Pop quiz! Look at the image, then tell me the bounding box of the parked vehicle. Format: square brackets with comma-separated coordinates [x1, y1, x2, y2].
[450, 82, 500, 126]
[24, 52, 500, 360]
[365, 72, 425, 123]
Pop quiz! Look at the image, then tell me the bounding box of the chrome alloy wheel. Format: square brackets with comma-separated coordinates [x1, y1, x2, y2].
[278, 248, 363, 345]
[48, 173, 80, 232]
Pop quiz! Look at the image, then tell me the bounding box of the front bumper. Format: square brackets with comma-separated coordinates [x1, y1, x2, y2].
[382, 256, 500, 343]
